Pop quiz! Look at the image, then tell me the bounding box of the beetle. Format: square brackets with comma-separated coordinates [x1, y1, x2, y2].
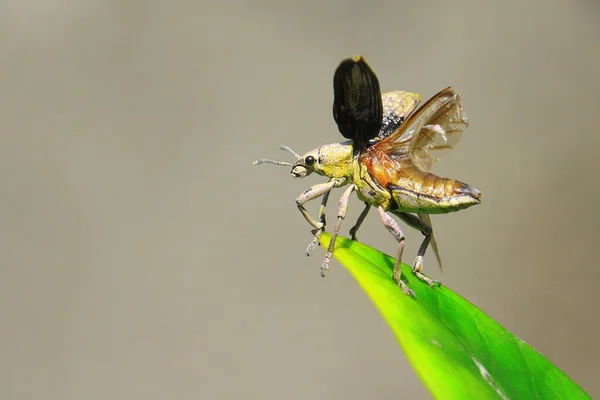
[254, 56, 482, 296]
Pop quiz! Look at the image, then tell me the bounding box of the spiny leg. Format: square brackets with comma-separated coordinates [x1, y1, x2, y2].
[378, 207, 413, 297]
[349, 202, 370, 241]
[321, 185, 355, 277]
[396, 212, 439, 288]
[306, 190, 330, 256]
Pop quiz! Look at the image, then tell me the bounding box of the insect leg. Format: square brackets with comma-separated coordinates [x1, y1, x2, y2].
[396, 212, 439, 288]
[321, 185, 355, 277]
[417, 214, 443, 271]
[349, 202, 370, 241]
[295, 179, 343, 231]
[306, 190, 330, 256]
[378, 207, 414, 297]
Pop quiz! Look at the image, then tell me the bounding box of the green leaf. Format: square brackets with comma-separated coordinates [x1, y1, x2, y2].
[319, 233, 590, 400]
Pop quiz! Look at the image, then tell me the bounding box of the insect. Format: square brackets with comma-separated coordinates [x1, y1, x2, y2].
[253, 56, 482, 296]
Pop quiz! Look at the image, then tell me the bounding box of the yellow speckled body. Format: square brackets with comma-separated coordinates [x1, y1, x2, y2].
[297, 87, 482, 217]
[305, 141, 481, 216]
[360, 146, 481, 214]
[313, 142, 354, 179]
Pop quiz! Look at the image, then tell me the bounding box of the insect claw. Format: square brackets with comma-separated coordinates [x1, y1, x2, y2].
[411, 255, 439, 288]
[321, 253, 332, 277]
[305, 243, 314, 256]
[414, 271, 438, 288]
[306, 238, 318, 256]
[306, 229, 323, 256]
[397, 280, 415, 297]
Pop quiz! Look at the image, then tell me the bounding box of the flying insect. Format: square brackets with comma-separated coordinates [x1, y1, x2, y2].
[254, 56, 482, 296]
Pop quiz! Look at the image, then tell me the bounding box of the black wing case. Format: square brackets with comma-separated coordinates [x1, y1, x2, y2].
[332, 56, 383, 146]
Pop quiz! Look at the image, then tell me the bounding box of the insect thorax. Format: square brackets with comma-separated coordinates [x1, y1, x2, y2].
[352, 152, 393, 209]
[316, 141, 354, 179]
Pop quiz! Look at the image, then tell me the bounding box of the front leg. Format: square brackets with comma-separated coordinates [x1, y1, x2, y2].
[396, 212, 439, 288]
[295, 178, 346, 230]
[306, 190, 330, 256]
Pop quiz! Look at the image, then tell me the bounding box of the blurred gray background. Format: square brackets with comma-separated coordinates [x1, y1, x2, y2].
[1, 0, 599, 399]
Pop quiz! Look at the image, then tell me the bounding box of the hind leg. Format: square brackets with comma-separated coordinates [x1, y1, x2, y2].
[378, 207, 414, 297]
[396, 212, 439, 288]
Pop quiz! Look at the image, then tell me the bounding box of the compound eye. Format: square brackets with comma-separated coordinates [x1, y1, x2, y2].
[305, 155, 315, 166]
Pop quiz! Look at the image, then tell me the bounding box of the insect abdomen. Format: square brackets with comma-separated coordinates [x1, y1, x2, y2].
[388, 171, 482, 214]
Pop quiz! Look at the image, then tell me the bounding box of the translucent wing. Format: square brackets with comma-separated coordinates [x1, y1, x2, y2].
[375, 91, 421, 141]
[373, 87, 469, 171]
